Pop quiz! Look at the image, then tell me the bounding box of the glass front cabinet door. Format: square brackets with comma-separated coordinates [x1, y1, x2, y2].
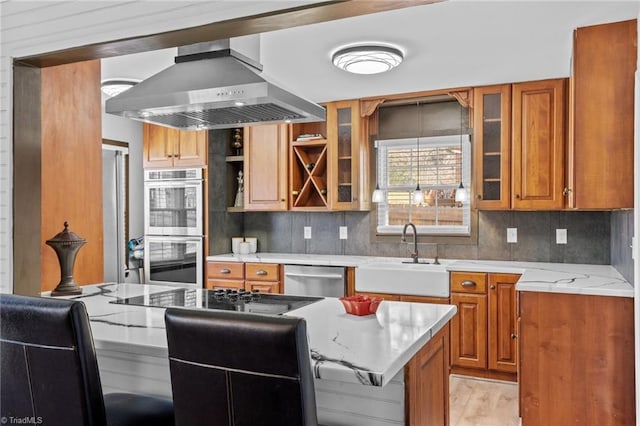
[472, 85, 511, 210]
[327, 100, 365, 210]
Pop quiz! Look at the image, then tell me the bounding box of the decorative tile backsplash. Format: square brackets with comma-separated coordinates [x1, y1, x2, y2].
[242, 210, 614, 265]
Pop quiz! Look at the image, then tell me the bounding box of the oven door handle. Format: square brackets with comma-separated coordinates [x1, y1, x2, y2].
[284, 272, 344, 280]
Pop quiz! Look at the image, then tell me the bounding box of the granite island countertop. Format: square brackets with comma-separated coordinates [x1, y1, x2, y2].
[65, 283, 457, 387]
[208, 253, 633, 298]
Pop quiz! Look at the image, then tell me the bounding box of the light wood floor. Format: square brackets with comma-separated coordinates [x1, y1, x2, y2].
[450, 375, 520, 426]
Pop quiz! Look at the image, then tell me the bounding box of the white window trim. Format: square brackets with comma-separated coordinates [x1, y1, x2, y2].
[375, 134, 471, 236]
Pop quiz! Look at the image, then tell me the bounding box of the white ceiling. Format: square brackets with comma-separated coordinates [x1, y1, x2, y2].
[102, 1, 639, 103]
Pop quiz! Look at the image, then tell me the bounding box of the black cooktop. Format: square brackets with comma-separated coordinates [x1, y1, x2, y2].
[110, 288, 322, 315]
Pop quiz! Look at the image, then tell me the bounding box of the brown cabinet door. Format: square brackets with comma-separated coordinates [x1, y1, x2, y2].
[472, 85, 511, 210]
[451, 292, 487, 369]
[487, 273, 519, 373]
[519, 292, 635, 425]
[143, 123, 207, 168]
[173, 130, 207, 168]
[244, 124, 289, 211]
[512, 79, 565, 210]
[327, 100, 361, 210]
[570, 19, 636, 209]
[143, 123, 174, 168]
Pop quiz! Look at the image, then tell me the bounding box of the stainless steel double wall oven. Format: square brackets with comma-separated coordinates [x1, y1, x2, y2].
[144, 169, 204, 288]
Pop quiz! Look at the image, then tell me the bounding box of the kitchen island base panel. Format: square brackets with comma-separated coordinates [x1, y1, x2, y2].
[95, 340, 451, 426]
[316, 372, 404, 425]
[96, 347, 172, 398]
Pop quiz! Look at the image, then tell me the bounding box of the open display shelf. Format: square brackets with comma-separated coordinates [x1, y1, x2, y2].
[290, 140, 328, 209]
[225, 154, 244, 212]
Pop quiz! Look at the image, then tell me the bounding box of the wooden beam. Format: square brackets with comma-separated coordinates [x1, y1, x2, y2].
[15, 0, 442, 68]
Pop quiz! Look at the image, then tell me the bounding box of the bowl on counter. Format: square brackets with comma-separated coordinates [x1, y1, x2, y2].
[339, 295, 383, 316]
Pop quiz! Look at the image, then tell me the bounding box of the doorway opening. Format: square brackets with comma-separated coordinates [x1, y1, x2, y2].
[102, 140, 129, 283]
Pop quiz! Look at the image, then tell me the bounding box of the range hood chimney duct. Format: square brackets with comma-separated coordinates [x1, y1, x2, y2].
[105, 38, 325, 130]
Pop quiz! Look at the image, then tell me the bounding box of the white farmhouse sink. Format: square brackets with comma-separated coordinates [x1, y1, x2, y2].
[355, 259, 450, 297]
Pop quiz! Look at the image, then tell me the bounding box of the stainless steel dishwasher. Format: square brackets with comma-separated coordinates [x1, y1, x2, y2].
[283, 265, 346, 298]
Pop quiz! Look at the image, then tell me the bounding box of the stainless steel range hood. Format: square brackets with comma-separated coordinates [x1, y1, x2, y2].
[105, 40, 325, 130]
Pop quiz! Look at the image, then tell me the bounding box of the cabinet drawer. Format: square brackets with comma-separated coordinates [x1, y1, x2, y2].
[451, 272, 487, 294]
[207, 261, 244, 280]
[206, 279, 244, 290]
[245, 263, 279, 282]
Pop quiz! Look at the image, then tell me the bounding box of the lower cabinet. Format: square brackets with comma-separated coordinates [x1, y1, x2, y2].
[206, 261, 281, 293]
[488, 274, 518, 373]
[519, 291, 635, 425]
[450, 272, 519, 381]
[244, 263, 281, 294]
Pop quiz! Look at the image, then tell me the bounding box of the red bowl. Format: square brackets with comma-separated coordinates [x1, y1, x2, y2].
[339, 295, 383, 316]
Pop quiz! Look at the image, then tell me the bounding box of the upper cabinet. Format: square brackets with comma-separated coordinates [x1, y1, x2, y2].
[473, 85, 512, 210]
[243, 124, 289, 211]
[473, 20, 636, 211]
[143, 123, 207, 169]
[290, 100, 369, 211]
[568, 19, 636, 209]
[473, 79, 566, 210]
[511, 79, 565, 210]
[327, 100, 367, 210]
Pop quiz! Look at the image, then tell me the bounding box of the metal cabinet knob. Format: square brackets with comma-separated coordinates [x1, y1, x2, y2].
[220, 268, 231, 274]
[511, 333, 517, 339]
[515, 194, 520, 199]
[490, 285, 496, 290]
[256, 270, 267, 276]
[461, 280, 476, 287]
[477, 194, 482, 200]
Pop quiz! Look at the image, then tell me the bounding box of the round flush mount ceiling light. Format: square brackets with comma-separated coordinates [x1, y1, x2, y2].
[332, 45, 404, 75]
[100, 78, 141, 97]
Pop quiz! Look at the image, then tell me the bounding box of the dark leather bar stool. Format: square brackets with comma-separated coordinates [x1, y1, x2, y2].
[165, 308, 319, 426]
[0, 294, 174, 426]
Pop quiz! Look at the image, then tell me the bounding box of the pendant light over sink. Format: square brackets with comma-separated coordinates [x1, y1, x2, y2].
[371, 183, 384, 203]
[454, 104, 468, 203]
[412, 101, 424, 205]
